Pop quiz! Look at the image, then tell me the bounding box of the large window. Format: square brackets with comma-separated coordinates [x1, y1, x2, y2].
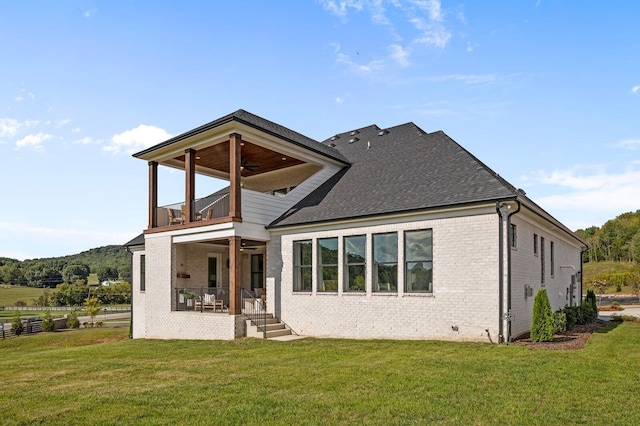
[533, 233, 538, 255]
[293, 240, 312, 292]
[405, 230, 433, 293]
[318, 237, 339, 292]
[344, 235, 366, 292]
[373, 233, 397, 292]
[140, 255, 145, 292]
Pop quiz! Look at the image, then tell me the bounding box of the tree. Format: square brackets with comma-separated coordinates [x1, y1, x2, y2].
[84, 297, 101, 326]
[11, 311, 24, 336]
[42, 309, 55, 332]
[62, 263, 90, 285]
[66, 311, 80, 329]
[96, 266, 119, 283]
[531, 289, 555, 342]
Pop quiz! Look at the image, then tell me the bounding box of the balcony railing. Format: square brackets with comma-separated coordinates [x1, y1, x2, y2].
[175, 287, 228, 312]
[156, 193, 229, 227]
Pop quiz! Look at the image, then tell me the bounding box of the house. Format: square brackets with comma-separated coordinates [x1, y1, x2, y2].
[125, 109, 586, 343]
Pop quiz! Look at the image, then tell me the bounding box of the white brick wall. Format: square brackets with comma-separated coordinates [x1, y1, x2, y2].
[509, 213, 584, 338]
[269, 212, 502, 342]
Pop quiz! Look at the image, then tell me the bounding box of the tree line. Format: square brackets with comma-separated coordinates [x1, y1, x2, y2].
[576, 210, 640, 263]
[0, 245, 131, 288]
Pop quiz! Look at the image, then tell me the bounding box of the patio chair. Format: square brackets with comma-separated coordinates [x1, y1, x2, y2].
[196, 293, 224, 312]
[167, 208, 182, 225]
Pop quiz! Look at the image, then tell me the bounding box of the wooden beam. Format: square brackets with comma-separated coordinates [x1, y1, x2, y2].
[229, 236, 242, 315]
[229, 133, 242, 220]
[185, 148, 196, 223]
[148, 161, 158, 229]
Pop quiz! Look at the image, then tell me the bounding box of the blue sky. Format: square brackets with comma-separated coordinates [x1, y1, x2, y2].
[1, 1, 639, 260]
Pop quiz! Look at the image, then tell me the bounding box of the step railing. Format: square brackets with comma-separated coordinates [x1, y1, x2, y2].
[241, 289, 267, 338]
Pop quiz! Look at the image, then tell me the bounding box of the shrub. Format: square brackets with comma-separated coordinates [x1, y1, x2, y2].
[11, 311, 24, 336]
[554, 310, 567, 334]
[564, 305, 578, 330]
[15, 300, 26, 307]
[612, 301, 621, 310]
[66, 311, 80, 329]
[42, 309, 55, 332]
[531, 289, 555, 342]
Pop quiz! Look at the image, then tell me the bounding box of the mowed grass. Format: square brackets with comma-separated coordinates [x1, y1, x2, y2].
[1, 323, 640, 425]
[0, 285, 44, 307]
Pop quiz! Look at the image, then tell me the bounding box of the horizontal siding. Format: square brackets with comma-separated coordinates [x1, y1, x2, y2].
[242, 164, 342, 225]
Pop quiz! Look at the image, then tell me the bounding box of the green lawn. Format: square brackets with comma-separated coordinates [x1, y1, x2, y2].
[0, 285, 44, 307]
[1, 322, 639, 425]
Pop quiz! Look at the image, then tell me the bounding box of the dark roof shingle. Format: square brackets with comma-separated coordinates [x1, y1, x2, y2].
[269, 122, 518, 227]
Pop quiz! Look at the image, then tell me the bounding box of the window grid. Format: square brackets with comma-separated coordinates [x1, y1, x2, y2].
[404, 229, 433, 293]
[318, 237, 339, 292]
[373, 232, 398, 292]
[293, 240, 312, 292]
[344, 235, 366, 292]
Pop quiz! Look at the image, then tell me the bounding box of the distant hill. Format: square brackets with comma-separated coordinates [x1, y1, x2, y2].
[0, 245, 131, 287]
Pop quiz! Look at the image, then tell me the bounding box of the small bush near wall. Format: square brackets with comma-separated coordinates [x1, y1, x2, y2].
[531, 289, 555, 342]
[564, 306, 578, 330]
[554, 311, 567, 334]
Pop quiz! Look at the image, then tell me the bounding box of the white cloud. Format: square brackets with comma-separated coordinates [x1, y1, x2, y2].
[616, 139, 640, 150]
[411, 0, 443, 21]
[390, 44, 411, 67]
[336, 96, 345, 104]
[104, 124, 173, 155]
[425, 73, 498, 85]
[56, 118, 71, 127]
[525, 165, 640, 229]
[631, 85, 640, 94]
[14, 96, 24, 102]
[15, 132, 52, 151]
[409, 17, 451, 48]
[74, 136, 100, 145]
[320, 0, 364, 17]
[0, 118, 21, 139]
[337, 53, 385, 73]
[84, 9, 97, 18]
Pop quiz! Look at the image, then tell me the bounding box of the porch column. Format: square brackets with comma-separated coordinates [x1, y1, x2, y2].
[229, 133, 242, 221]
[148, 161, 158, 229]
[229, 236, 242, 315]
[185, 148, 196, 223]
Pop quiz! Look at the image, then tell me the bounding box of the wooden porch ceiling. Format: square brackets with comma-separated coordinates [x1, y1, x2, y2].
[175, 140, 304, 177]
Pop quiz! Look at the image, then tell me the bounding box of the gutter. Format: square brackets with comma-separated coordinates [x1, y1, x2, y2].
[125, 247, 133, 339]
[506, 200, 521, 344]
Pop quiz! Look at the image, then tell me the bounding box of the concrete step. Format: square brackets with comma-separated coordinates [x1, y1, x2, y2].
[265, 328, 292, 338]
[265, 323, 285, 331]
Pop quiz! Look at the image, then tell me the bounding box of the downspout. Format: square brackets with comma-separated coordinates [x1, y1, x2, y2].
[125, 247, 133, 339]
[506, 200, 521, 344]
[495, 202, 505, 344]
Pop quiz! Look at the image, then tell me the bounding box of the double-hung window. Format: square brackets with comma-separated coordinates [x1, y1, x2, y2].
[373, 232, 398, 292]
[344, 235, 366, 292]
[293, 240, 312, 292]
[405, 229, 433, 293]
[318, 237, 338, 292]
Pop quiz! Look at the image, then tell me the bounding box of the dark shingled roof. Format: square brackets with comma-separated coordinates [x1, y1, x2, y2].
[133, 109, 349, 165]
[269, 122, 519, 228]
[124, 233, 145, 247]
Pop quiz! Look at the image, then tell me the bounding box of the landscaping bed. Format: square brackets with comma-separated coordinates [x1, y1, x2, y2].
[513, 321, 607, 350]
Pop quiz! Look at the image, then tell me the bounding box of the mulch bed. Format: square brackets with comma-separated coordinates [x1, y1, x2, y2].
[512, 321, 607, 350]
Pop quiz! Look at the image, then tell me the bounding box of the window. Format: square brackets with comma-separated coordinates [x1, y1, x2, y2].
[293, 240, 312, 292]
[251, 254, 264, 289]
[540, 237, 545, 284]
[272, 188, 288, 197]
[509, 224, 517, 248]
[533, 234, 538, 255]
[318, 238, 339, 292]
[373, 233, 398, 292]
[405, 229, 433, 293]
[344, 235, 366, 292]
[550, 241, 555, 277]
[140, 255, 145, 292]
